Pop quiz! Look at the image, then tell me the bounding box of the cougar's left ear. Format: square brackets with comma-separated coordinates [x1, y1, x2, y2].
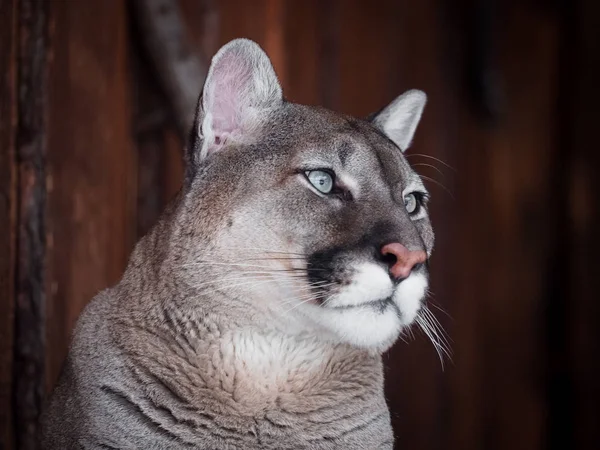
[369, 89, 427, 152]
[186, 39, 283, 178]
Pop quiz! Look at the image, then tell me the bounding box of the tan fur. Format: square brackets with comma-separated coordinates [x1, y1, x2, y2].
[41, 39, 433, 449]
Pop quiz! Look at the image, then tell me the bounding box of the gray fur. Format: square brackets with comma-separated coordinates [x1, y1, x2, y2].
[371, 89, 426, 151]
[42, 39, 433, 449]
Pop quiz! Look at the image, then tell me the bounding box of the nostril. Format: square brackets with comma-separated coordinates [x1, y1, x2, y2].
[380, 243, 426, 280]
[380, 251, 397, 269]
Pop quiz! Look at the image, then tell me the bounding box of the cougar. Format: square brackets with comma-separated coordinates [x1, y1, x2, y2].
[41, 39, 434, 449]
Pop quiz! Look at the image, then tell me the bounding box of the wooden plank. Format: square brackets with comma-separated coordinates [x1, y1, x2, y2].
[130, 29, 171, 239]
[262, 0, 286, 87]
[437, 4, 492, 449]
[132, 0, 208, 135]
[217, 0, 286, 82]
[14, 0, 50, 447]
[337, 0, 402, 117]
[45, 0, 137, 392]
[283, 0, 325, 106]
[561, 0, 600, 448]
[0, 0, 18, 447]
[178, 0, 219, 59]
[480, 5, 558, 449]
[315, 0, 340, 110]
[441, 3, 559, 450]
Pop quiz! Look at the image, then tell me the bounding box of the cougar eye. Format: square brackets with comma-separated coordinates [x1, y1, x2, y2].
[404, 192, 419, 214]
[306, 170, 334, 194]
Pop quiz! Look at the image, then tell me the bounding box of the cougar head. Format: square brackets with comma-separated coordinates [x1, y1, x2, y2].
[178, 39, 433, 352]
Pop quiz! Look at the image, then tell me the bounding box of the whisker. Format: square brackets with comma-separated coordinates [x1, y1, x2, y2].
[184, 261, 328, 273]
[201, 247, 307, 256]
[188, 273, 307, 290]
[277, 284, 336, 308]
[405, 153, 455, 171]
[426, 300, 453, 319]
[421, 307, 452, 349]
[422, 311, 452, 359]
[188, 274, 304, 289]
[411, 162, 446, 178]
[416, 315, 446, 369]
[424, 314, 452, 361]
[416, 313, 451, 370]
[190, 274, 334, 297]
[405, 326, 416, 341]
[280, 293, 330, 315]
[193, 279, 329, 300]
[418, 175, 455, 200]
[184, 261, 303, 271]
[245, 256, 311, 262]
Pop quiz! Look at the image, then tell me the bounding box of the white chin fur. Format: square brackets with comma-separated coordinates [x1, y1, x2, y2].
[326, 263, 394, 308]
[302, 303, 402, 351]
[299, 264, 428, 351]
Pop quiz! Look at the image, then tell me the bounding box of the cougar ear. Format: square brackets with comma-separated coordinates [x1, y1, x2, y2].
[187, 39, 283, 170]
[370, 89, 426, 152]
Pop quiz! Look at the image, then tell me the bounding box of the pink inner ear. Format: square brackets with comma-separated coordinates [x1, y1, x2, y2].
[208, 51, 254, 140]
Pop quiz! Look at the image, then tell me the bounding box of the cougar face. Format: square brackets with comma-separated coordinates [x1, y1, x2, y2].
[181, 39, 433, 352]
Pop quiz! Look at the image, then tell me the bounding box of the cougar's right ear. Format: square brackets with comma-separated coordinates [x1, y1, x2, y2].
[186, 39, 283, 178]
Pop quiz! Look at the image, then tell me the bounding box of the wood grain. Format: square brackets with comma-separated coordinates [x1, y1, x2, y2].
[45, 0, 137, 392]
[13, 0, 50, 447]
[0, 0, 17, 448]
[561, 0, 600, 448]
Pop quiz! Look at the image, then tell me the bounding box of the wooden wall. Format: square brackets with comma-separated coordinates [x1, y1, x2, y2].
[0, 0, 598, 449]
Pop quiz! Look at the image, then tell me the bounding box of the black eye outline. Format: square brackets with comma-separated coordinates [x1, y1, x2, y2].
[301, 168, 353, 201]
[404, 191, 429, 216]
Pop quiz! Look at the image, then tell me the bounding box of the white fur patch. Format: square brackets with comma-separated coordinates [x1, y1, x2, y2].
[300, 266, 428, 351]
[298, 263, 400, 351]
[302, 302, 401, 351]
[326, 263, 393, 308]
[393, 272, 428, 325]
[224, 330, 324, 376]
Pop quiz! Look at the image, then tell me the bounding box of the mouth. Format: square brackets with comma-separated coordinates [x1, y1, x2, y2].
[327, 296, 396, 313]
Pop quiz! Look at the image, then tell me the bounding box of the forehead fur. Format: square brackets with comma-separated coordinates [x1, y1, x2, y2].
[248, 103, 418, 186]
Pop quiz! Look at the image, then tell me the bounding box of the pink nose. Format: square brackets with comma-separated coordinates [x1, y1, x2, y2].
[381, 243, 427, 280]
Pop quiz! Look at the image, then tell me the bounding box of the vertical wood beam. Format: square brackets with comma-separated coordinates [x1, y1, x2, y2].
[14, 0, 50, 447]
[217, 0, 286, 87]
[559, 0, 600, 448]
[0, 0, 18, 448]
[45, 0, 136, 392]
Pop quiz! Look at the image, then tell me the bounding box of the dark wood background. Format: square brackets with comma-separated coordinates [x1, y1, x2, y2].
[1, 0, 599, 449]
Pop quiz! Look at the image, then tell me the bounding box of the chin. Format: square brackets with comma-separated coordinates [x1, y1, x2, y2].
[300, 271, 429, 352]
[305, 302, 403, 351]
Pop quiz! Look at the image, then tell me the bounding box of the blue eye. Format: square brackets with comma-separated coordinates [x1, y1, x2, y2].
[306, 170, 334, 194]
[404, 193, 418, 214]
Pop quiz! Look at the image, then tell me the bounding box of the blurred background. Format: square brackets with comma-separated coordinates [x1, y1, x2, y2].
[1, 0, 599, 449]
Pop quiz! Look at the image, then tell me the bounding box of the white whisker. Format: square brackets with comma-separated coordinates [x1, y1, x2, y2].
[421, 307, 452, 349]
[416, 311, 452, 370]
[405, 153, 455, 171]
[411, 162, 446, 178]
